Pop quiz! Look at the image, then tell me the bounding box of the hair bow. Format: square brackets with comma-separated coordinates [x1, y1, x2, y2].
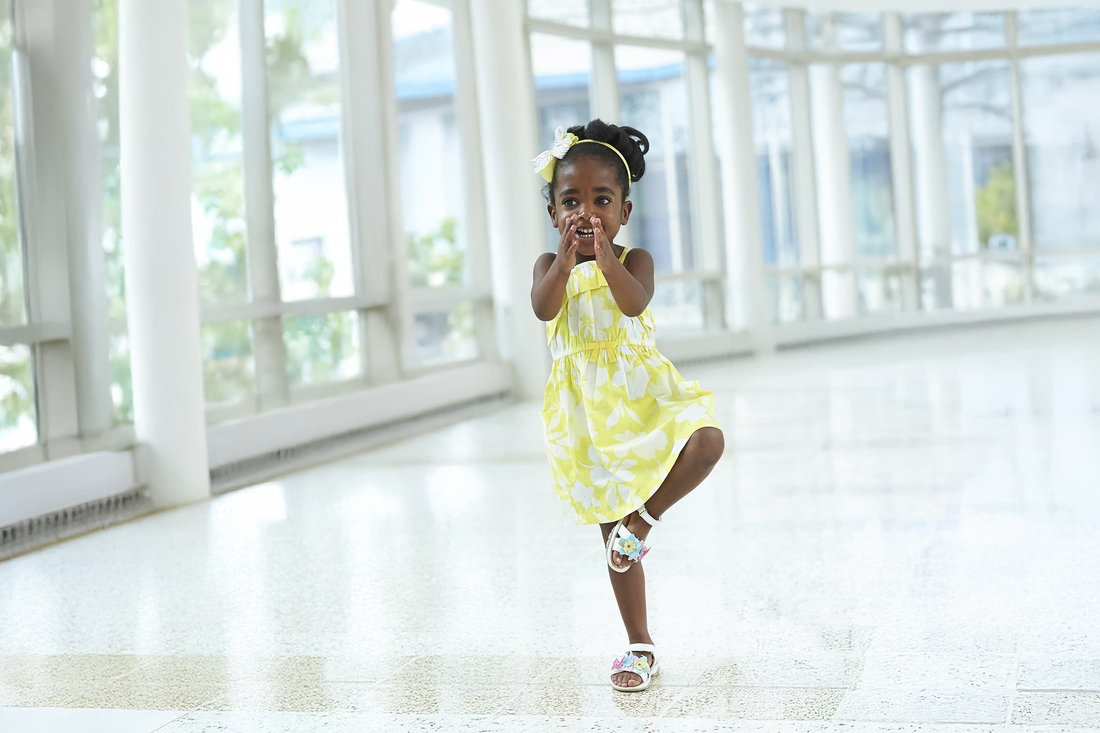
[532, 126, 579, 183]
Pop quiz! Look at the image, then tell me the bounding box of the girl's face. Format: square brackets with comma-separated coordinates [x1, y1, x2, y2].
[547, 156, 632, 258]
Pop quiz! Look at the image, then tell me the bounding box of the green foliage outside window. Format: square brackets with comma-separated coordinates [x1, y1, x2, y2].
[975, 161, 1018, 248]
[406, 217, 464, 288]
[0, 2, 33, 443]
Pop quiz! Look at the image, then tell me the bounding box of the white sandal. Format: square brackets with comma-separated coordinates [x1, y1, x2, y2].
[610, 643, 659, 692]
[605, 507, 659, 573]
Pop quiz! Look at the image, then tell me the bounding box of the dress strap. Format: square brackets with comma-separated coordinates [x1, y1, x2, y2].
[618, 246, 631, 264]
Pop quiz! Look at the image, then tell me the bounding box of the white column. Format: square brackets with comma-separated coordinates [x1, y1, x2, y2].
[340, 0, 402, 384]
[810, 52, 857, 319]
[469, 0, 550, 398]
[883, 13, 919, 312]
[766, 137, 788, 252]
[960, 134, 980, 252]
[241, 0, 290, 407]
[453, 0, 500, 361]
[1006, 12, 1035, 301]
[590, 0, 620, 123]
[659, 83, 684, 272]
[52, 0, 115, 435]
[119, 0, 210, 506]
[683, 0, 725, 329]
[784, 8, 823, 321]
[910, 62, 953, 308]
[712, 1, 770, 346]
[590, 0, 629, 250]
[16, 0, 81, 459]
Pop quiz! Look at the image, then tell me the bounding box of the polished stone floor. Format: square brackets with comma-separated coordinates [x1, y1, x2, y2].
[3, 317, 1100, 732]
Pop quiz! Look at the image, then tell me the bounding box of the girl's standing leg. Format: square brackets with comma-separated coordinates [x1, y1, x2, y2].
[603, 426, 725, 688]
[600, 522, 653, 689]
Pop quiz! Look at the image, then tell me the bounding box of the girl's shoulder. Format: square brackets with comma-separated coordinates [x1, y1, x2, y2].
[533, 251, 558, 275]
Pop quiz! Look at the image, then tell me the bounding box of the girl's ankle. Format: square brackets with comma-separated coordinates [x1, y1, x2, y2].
[625, 512, 651, 540]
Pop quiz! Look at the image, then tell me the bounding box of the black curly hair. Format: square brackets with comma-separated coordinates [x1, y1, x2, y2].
[543, 119, 650, 205]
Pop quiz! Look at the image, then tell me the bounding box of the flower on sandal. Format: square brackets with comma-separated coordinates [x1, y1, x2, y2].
[616, 535, 644, 561]
[613, 654, 649, 673]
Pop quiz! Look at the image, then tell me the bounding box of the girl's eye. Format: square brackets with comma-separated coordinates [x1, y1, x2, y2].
[563, 199, 578, 207]
[597, 197, 611, 205]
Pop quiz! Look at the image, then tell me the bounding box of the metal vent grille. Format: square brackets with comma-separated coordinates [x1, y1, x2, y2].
[210, 392, 513, 494]
[0, 488, 150, 561]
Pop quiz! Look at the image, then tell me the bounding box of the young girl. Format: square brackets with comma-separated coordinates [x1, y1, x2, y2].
[531, 120, 725, 692]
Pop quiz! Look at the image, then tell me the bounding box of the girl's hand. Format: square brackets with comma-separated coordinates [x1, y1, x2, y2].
[592, 217, 617, 272]
[552, 214, 579, 275]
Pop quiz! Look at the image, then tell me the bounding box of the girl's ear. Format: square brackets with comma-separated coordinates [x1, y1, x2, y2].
[620, 200, 633, 226]
[547, 204, 558, 226]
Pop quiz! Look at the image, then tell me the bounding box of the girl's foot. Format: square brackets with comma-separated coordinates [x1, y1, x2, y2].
[609, 511, 654, 570]
[611, 644, 658, 690]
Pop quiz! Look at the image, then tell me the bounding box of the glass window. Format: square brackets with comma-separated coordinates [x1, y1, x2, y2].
[903, 12, 1005, 52]
[942, 62, 1016, 254]
[613, 0, 683, 40]
[763, 275, 803, 324]
[749, 58, 797, 268]
[528, 0, 589, 28]
[948, 260, 1026, 311]
[1033, 255, 1100, 301]
[1017, 7, 1100, 46]
[189, 0, 250, 305]
[924, 61, 1020, 311]
[202, 320, 255, 406]
[1020, 54, 1100, 251]
[0, 344, 35, 453]
[841, 63, 896, 258]
[650, 280, 705, 331]
[617, 46, 695, 273]
[265, 0, 354, 302]
[744, 3, 785, 49]
[531, 33, 592, 251]
[807, 12, 882, 51]
[284, 311, 360, 387]
[393, 1, 468, 290]
[857, 270, 903, 315]
[0, 0, 23, 328]
[413, 303, 477, 366]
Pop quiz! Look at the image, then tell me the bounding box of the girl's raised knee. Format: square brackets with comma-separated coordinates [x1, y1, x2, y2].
[691, 427, 725, 467]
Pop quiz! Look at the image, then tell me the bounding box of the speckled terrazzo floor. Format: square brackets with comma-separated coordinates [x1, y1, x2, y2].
[2, 317, 1100, 732]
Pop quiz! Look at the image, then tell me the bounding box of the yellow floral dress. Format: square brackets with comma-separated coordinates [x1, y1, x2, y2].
[541, 247, 721, 525]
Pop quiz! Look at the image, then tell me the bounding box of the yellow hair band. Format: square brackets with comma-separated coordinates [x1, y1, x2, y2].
[532, 126, 632, 183]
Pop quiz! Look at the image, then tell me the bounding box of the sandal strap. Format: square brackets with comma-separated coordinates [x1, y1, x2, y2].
[610, 653, 651, 682]
[638, 505, 661, 526]
[626, 643, 657, 655]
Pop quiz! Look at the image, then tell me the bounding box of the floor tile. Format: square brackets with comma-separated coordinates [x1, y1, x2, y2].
[1011, 691, 1100, 726]
[1017, 659, 1100, 691]
[0, 708, 183, 733]
[663, 686, 846, 720]
[834, 688, 1011, 724]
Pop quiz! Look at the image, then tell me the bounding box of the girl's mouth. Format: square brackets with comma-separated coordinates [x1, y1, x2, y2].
[576, 227, 595, 240]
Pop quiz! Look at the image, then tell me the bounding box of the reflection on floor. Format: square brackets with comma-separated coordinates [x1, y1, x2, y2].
[3, 317, 1100, 732]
